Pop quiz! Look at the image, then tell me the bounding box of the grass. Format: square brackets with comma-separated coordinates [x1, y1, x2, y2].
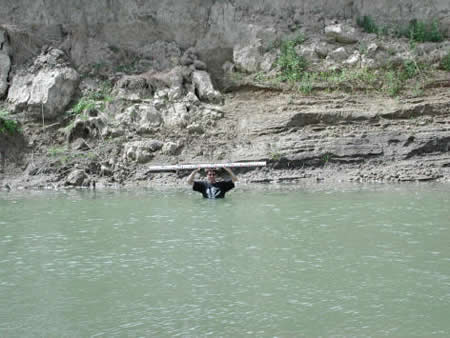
[357, 16, 445, 43]
[289, 59, 426, 97]
[68, 80, 113, 117]
[0, 110, 21, 135]
[47, 146, 67, 157]
[440, 51, 450, 71]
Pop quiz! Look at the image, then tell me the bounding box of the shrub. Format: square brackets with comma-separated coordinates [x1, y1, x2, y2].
[72, 98, 96, 115]
[357, 16, 379, 34]
[401, 60, 419, 80]
[407, 19, 444, 42]
[440, 51, 450, 71]
[0, 111, 20, 135]
[276, 38, 308, 82]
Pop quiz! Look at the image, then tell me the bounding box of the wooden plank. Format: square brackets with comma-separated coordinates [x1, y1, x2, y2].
[146, 161, 267, 172]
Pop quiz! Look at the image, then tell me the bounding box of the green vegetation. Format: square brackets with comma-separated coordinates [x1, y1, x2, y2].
[357, 16, 379, 34]
[68, 80, 113, 117]
[276, 34, 308, 82]
[286, 59, 426, 97]
[0, 110, 21, 135]
[47, 146, 67, 157]
[440, 51, 450, 71]
[357, 16, 445, 43]
[406, 19, 443, 43]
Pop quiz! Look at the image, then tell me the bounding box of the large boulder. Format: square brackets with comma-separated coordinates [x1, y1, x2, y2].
[66, 169, 89, 187]
[325, 24, 359, 44]
[7, 48, 79, 119]
[0, 29, 11, 98]
[163, 102, 191, 128]
[192, 70, 223, 104]
[0, 53, 10, 98]
[233, 41, 263, 73]
[123, 140, 164, 163]
[116, 104, 163, 127]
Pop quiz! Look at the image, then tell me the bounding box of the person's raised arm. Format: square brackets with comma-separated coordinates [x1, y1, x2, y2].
[187, 168, 200, 185]
[223, 167, 238, 183]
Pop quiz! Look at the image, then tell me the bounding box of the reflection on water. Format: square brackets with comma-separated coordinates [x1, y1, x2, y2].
[0, 183, 449, 337]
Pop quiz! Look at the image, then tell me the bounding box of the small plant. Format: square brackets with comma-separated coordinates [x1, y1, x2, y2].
[298, 72, 315, 94]
[406, 19, 444, 42]
[357, 16, 379, 34]
[47, 146, 67, 157]
[72, 97, 96, 115]
[269, 151, 282, 161]
[276, 37, 308, 82]
[0, 111, 20, 135]
[384, 71, 403, 97]
[321, 153, 332, 166]
[440, 51, 450, 71]
[401, 60, 419, 80]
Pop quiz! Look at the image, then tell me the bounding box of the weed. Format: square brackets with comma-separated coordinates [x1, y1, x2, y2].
[401, 60, 419, 80]
[254, 72, 267, 83]
[321, 153, 332, 166]
[72, 98, 96, 115]
[412, 83, 425, 97]
[440, 51, 450, 71]
[399, 19, 445, 42]
[297, 72, 315, 94]
[384, 71, 403, 97]
[357, 16, 379, 34]
[269, 151, 282, 161]
[276, 38, 308, 82]
[0, 111, 21, 135]
[47, 146, 67, 157]
[358, 42, 368, 55]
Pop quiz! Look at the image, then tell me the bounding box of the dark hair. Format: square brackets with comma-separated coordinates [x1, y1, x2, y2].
[206, 168, 217, 174]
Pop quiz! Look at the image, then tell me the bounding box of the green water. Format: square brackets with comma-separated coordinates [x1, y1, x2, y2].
[0, 184, 449, 337]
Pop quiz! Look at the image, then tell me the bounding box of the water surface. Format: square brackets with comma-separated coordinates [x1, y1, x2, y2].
[0, 183, 449, 337]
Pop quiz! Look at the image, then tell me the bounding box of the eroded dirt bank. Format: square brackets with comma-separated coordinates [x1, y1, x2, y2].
[1, 85, 449, 191]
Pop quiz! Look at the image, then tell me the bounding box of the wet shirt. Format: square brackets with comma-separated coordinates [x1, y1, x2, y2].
[193, 180, 235, 199]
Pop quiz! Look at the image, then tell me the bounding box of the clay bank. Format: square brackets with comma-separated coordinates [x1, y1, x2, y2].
[0, 0, 449, 190]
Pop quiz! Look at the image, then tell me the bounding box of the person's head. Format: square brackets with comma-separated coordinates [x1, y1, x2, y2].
[206, 169, 217, 183]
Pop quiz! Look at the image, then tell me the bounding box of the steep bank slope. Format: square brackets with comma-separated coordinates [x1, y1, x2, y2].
[0, 2, 449, 190]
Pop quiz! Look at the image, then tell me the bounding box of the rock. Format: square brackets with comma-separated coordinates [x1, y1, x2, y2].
[71, 138, 90, 151]
[67, 116, 106, 142]
[0, 53, 10, 98]
[66, 169, 88, 187]
[325, 24, 359, 44]
[367, 43, 379, 57]
[123, 140, 164, 163]
[100, 164, 113, 177]
[326, 47, 349, 62]
[260, 52, 277, 72]
[0, 29, 11, 98]
[113, 75, 153, 100]
[192, 70, 223, 104]
[162, 142, 181, 155]
[7, 49, 79, 119]
[314, 42, 332, 59]
[163, 102, 190, 128]
[116, 104, 162, 127]
[187, 123, 204, 134]
[296, 44, 320, 62]
[193, 60, 207, 70]
[233, 41, 263, 73]
[344, 51, 361, 66]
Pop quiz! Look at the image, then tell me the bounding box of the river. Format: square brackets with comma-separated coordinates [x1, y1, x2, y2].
[0, 183, 449, 337]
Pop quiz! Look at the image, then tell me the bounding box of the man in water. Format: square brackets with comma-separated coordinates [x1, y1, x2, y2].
[187, 167, 238, 198]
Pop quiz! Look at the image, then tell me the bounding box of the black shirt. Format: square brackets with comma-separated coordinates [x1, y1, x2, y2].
[193, 180, 235, 199]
